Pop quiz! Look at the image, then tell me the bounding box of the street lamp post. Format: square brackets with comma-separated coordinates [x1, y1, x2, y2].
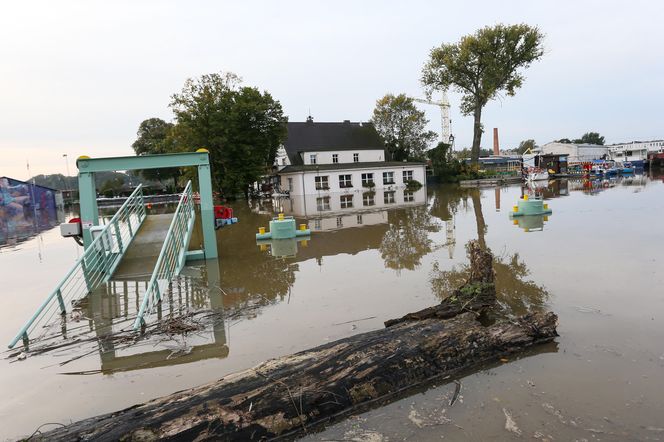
[62, 154, 71, 200]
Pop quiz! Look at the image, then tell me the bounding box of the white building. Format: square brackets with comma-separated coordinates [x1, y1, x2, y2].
[606, 140, 663, 166]
[276, 118, 427, 196]
[540, 142, 608, 164]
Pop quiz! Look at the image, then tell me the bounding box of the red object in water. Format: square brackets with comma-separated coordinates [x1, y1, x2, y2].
[214, 205, 233, 220]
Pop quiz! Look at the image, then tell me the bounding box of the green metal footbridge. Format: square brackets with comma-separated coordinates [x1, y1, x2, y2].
[8, 151, 218, 349]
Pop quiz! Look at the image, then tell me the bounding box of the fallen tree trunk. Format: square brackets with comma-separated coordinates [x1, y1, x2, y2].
[40, 241, 558, 441]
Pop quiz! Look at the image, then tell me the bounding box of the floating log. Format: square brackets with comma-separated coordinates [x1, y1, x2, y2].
[40, 241, 558, 441]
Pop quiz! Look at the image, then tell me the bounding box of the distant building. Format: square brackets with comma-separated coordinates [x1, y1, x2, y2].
[276, 118, 426, 196]
[539, 142, 608, 164]
[606, 140, 663, 166]
[467, 156, 522, 174]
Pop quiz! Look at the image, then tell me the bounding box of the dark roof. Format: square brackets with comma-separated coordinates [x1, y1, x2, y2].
[279, 161, 425, 174]
[284, 121, 385, 165]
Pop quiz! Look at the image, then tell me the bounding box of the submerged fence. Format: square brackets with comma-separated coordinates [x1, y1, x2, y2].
[133, 181, 195, 329]
[8, 185, 146, 349]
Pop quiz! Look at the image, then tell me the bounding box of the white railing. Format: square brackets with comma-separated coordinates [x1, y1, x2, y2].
[133, 181, 195, 329]
[8, 185, 146, 348]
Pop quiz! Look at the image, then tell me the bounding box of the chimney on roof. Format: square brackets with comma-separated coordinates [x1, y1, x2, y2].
[306, 115, 314, 123]
[493, 128, 500, 156]
[343, 119, 351, 124]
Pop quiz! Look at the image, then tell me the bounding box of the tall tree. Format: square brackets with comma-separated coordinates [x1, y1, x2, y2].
[517, 139, 536, 154]
[422, 24, 545, 164]
[170, 72, 287, 196]
[371, 93, 437, 161]
[131, 118, 180, 186]
[574, 132, 605, 145]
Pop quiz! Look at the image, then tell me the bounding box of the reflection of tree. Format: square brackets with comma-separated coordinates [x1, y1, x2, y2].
[470, 188, 487, 249]
[428, 184, 470, 221]
[380, 205, 439, 273]
[430, 252, 549, 316]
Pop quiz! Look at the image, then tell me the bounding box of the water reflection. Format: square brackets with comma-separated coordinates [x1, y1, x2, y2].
[380, 205, 439, 273]
[430, 251, 550, 317]
[511, 214, 550, 232]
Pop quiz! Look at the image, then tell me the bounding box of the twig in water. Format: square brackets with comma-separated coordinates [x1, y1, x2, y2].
[332, 316, 376, 326]
[25, 422, 66, 440]
[449, 380, 461, 406]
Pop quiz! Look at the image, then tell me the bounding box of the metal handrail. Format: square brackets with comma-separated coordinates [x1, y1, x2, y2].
[8, 185, 146, 348]
[133, 181, 195, 329]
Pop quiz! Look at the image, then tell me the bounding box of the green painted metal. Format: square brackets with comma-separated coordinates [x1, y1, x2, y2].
[76, 151, 211, 173]
[76, 151, 217, 259]
[133, 181, 196, 329]
[8, 185, 146, 349]
[509, 198, 553, 217]
[256, 216, 311, 240]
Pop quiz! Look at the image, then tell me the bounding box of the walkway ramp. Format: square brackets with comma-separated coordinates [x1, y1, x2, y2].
[8, 181, 197, 348]
[112, 214, 174, 281]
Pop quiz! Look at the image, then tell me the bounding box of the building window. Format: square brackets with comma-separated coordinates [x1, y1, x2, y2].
[315, 175, 329, 190]
[384, 191, 396, 204]
[340, 194, 353, 209]
[339, 174, 353, 188]
[383, 171, 395, 185]
[316, 197, 330, 211]
[287, 177, 293, 192]
[402, 170, 413, 182]
[363, 192, 375, 207]
[314, 219, 321, 230]
[356, 214, 363, 225]
[332, 154, 339, 164]
[361, 173, 374, 186]
[353, 153, 359, 162]
[404, 190, 414, 202]
[310, 154, 317, 164]
[336, 216, 343, 228]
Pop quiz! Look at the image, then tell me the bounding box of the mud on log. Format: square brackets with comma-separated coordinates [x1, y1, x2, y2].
[41, 242, 558, 441]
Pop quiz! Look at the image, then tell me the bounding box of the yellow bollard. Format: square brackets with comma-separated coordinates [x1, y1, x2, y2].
[301, 239, 308, 247]
[543, 216, 549, 222]
[258, 227, 266, 235]
[544, 203, 549, 210]
[523, 194, 529, 201]
[513, 205, 518, 212]
[299, 224, 307, 231]
[513, 219, 519, 225]
[278, 213, 285, 221]
[259, 244, 267, 251]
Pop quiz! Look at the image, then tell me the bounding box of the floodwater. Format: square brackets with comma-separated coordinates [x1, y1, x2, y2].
[1, 171, 664, 441]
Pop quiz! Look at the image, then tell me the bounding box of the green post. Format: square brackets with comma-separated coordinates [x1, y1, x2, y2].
[77, 170, 99, 248]
[197, 161, 218, 259]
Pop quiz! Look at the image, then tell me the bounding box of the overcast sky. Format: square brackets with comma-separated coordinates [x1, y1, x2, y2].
[2, 0, 663, 180]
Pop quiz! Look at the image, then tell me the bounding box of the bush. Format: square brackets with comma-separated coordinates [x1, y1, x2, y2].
[405, 179, 423, 190]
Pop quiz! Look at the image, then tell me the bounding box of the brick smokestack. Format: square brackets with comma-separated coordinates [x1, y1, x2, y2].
[493, 128, 500, 156]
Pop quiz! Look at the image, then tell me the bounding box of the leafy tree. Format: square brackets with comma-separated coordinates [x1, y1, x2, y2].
[454, 147, 493, 159]
[517, 139, 536, 154]
[428, 142, 461, 181]
[573, 132, 605, 145]
[422, 24, 545, 164]
[556, 138, 572, 144]
[370, 93, 437, 161]
[131, 118, 180, 187]
[169, 72, 287, 197]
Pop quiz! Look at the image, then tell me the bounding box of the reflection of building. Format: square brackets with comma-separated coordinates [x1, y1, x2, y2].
[274, 187, 427, 231]
[275, 118, 426, 195]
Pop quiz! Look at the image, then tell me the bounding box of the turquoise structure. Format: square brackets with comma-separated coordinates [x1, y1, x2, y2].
[256, 215, 310, 240]
[509, 196, 552, 218]
[76, 150, 217, 259]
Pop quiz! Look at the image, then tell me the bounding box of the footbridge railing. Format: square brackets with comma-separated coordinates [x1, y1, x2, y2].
[8, 185, 146, 348]
[133, 180, 195, 329]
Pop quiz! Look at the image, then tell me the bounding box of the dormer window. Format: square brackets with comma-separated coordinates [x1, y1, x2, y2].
[332, 154, 339, 164]
[310, 154, 317, 164]
[353, 153, 359, 162]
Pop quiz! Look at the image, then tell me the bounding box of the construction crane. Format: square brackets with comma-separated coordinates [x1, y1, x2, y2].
[410, 93, 453, 147]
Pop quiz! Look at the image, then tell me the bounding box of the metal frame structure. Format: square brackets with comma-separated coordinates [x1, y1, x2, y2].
[76, 150, 217, 260]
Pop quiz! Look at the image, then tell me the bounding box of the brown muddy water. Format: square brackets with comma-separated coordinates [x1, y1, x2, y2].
[1, 172, 664, 441]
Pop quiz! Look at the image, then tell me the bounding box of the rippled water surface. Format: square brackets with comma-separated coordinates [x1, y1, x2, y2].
[1, 172, 663, 441]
